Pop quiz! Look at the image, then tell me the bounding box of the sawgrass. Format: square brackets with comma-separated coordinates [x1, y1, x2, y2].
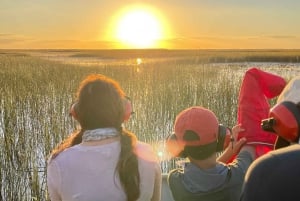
[0, 50, 299, 200]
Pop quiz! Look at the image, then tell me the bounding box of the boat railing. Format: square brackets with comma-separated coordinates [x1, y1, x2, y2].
[161, 174, 175, 201]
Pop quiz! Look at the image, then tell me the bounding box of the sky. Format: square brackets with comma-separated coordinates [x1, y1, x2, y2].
[1, 0, 300, 49]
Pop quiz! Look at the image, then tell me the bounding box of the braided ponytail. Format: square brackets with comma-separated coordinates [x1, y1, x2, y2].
[117, 128, 140, 201]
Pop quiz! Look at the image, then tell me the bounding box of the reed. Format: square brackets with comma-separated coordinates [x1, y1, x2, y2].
[0, 51, 298, 200]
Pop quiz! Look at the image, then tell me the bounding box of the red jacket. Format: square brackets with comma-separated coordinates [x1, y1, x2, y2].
[237, 67, 286, 157]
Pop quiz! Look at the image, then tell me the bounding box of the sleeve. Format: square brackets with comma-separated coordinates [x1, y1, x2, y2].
[136, 142, 162, 201]
[167, 169, 184, 201]
[135, 142, 159, 163]
[47, 160, 62, 201]
[229, 150, 253, 178]
[151, 163, 162, 201]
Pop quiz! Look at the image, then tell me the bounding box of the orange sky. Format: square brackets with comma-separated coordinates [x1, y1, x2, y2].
[1, 0, 300, 49]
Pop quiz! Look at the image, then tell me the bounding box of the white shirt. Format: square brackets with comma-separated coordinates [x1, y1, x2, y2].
[47, 141, 162, 201]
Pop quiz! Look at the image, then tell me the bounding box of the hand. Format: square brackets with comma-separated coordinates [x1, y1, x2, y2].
[217, 124, 247, 163]
[230, 124, 247, 155]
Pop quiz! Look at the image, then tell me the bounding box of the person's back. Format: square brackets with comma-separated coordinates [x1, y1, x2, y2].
[240, 144, 300, 201]
[168, 146, 254, 201]
[48, 140, 160, 201]
[169, 164, 239, 201]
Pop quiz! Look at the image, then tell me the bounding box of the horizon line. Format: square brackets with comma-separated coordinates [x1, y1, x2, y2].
[1, 48, 300, 51]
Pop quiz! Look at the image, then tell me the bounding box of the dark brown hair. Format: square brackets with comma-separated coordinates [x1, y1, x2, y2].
[182, 130, 217, 160]
[49, 74, 140, 201]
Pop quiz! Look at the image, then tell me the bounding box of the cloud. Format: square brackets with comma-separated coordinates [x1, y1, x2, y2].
[0, 35, 119, 49]
[28, 39, 121, 49]
[265, 35, 298, 39]
[246, 35, 299, 40]
[0, 34, 21, 44]
[0, 33, 34, 46]
[159, 35, 300, 49]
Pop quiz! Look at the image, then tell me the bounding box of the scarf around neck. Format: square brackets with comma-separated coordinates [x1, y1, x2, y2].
[82, 128, 119, 142]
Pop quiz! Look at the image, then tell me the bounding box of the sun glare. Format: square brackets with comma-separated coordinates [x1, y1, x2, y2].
[113, 6, 166, 48]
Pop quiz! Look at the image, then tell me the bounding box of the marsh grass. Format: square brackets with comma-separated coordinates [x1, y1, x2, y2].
[0, 50, 299, 200]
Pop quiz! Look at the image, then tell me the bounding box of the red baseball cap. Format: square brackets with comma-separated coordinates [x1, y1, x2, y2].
[174, 106, 219, 146]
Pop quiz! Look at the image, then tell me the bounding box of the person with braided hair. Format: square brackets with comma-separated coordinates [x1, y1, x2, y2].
[47, 74, 161, 201]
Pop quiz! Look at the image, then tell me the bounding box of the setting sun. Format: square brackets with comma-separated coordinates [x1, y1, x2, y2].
[111, 5, 167, 48]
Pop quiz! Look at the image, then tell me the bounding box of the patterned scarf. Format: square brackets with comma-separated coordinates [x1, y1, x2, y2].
[82, 128, 119, 142]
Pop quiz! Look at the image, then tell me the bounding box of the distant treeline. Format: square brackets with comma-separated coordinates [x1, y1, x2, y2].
[1, 49, 300, 63]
